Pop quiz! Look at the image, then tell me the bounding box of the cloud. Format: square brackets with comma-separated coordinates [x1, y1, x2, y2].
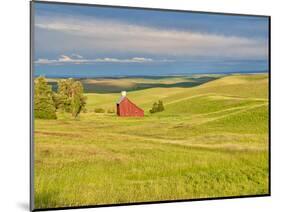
[35, 14, 268, 60]
[34, 54, 167, 65]
[71, 53, 83, 59]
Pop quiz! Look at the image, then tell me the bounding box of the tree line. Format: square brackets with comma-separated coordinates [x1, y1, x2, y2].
[34, 76, 86, 119]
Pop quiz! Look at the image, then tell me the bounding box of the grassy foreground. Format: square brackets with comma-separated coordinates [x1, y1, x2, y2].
[34, 74, 269, 208]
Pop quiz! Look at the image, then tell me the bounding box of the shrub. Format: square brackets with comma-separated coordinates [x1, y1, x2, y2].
[158, 100, 165, 112]
[149, 100, 165, 114]
[149, 102, 159, 114]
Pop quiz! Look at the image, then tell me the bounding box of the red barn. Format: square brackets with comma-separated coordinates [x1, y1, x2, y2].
[116, 91, 144, 117]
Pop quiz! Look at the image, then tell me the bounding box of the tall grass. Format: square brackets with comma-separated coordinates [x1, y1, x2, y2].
[34, 74, 269, 208]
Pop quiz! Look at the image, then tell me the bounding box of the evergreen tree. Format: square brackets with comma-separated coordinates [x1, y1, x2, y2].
[34, 76, 57, 119]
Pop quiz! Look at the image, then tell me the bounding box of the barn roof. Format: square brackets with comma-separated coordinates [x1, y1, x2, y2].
[116, 95, 144, 113]
[117, 96, 126, 104]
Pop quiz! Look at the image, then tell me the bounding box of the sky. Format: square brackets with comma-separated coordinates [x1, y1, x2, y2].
[33, 2, 269, 77]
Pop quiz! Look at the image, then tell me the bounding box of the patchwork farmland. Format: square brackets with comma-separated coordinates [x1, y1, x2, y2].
[34, 73, 269, 208]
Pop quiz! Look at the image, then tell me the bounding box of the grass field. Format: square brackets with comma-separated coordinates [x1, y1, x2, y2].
[34, 73, 269, 209]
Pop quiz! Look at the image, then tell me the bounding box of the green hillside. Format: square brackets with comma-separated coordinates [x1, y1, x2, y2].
[34, 73, 269, 208]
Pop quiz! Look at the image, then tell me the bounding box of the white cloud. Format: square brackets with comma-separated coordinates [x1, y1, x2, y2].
[35, 15, 268, 59]
[34, 55, 164, 65]
[94, 57, 159, 63]
[35, 58, 57, 64]
[58, 55, 72, 62]
[71, 53, 83, 59]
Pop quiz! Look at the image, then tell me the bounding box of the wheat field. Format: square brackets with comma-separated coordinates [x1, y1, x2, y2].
[34, 73, 269, 208]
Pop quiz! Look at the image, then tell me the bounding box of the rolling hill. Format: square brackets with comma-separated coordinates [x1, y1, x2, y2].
[34, 73, 269, 208]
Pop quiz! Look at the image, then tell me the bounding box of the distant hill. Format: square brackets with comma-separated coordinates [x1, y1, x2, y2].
[84, 73, 268, 113]
[47, 75, 221, 93]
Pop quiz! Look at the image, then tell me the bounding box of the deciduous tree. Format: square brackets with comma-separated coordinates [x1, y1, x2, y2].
[55, 78, 86, 117]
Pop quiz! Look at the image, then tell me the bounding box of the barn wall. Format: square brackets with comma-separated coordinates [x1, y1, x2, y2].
[117, 98, 144, 117]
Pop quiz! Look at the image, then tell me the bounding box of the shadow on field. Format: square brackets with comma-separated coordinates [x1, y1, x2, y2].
[48, 76, 220, 93]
